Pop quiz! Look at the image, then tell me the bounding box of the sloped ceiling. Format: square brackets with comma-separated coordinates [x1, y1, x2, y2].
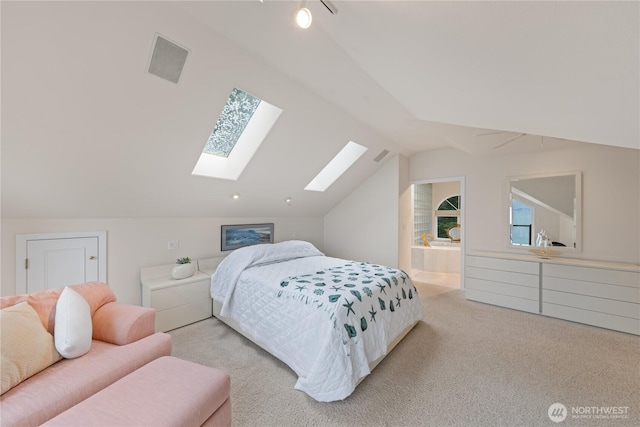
[178, 0, 638, 151]
[1, 1, 638, 219]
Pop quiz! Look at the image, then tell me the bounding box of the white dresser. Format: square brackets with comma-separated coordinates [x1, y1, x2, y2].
[466, 254, 540, 314]
[140, 262, 212, 332]
[542, 261, 640, 335]
[465, 251, 640, 335]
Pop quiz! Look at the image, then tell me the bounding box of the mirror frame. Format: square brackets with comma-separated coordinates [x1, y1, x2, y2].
[446, 224, 461, 242]
[505, 171, 582, 253]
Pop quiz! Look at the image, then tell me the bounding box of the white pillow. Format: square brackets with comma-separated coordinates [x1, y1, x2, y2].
[54, 287, 92, 358]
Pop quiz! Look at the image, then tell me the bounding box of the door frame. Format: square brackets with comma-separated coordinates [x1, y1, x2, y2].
[16, 231, 107, 294]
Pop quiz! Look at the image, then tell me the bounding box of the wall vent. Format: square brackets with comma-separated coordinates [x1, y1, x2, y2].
[147, 34, 189, 84]
[373, 149, 390, 162]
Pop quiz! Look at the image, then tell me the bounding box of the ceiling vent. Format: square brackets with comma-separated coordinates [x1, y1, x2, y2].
[373, 149, 390, 162]
[147, 34, 189, 84]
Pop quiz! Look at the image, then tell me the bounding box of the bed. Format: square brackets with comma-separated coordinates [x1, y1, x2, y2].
[205, 240, 424, 402]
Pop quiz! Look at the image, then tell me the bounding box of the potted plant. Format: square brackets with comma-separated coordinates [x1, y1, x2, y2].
[171, 257, 195, 279]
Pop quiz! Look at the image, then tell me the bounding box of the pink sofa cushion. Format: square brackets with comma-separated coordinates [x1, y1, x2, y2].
[0, 334, 172, 427]
[92, 302, 156, 345]
[42, 356, 231, 427]
[0, 302, 63, 395]
[0, 282, 116, 334]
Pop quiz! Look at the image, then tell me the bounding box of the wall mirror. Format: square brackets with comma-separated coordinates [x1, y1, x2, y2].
[507, 171, 582, 252]
[446, 224, 461, 242]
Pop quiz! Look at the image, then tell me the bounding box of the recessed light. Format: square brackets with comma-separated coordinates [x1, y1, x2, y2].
[285, 197, 292, 205]
[295, 7, 312, 29]
[232, 194, 240, 199]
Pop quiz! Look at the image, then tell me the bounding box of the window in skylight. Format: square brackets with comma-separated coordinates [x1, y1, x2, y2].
[304, 141, 368, 192]
[204, 88, 261, 157]
[192, 88, 282, 181]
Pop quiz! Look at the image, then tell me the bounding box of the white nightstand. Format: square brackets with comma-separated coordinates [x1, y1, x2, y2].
[140, 262, 212, 332]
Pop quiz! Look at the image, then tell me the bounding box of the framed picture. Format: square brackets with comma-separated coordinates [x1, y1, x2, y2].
[221, 223, 274, 251]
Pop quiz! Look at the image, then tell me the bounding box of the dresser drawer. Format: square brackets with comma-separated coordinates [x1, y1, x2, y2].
[467, 256, 539, 275]
[544, 276, 640, 304]
[541, 263, 639, 335]
[466, 265, 539, 288]
[543, 289, 639, 319]
[466, 277, 539, 300]
[544, 264, 639, 288]
[465, 289, 539, 314]
[465, 256, 540, 313]
[543, 303, 640, 335]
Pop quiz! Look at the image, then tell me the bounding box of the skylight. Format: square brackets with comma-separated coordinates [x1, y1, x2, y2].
[304, 141, 368, 192]
[204, 88, 261, 157]
[192, 88, 282, 181]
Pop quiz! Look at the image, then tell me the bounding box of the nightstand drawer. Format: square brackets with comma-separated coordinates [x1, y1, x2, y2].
[151, 279, 210, 311]
[156, 298, 212, 332]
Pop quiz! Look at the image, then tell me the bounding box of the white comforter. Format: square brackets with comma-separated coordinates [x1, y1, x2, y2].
[210, 241, 424, 401]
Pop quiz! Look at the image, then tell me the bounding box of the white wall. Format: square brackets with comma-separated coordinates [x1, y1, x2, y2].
[398, 155, 412, 272]
[324, 155, 408, 269]
[410, 144, 640, 264]
[432, 181, 460, 208]
[1, 217, 323, 304]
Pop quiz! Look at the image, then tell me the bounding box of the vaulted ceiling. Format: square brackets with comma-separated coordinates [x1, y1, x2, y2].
[2, 1, 638, 219]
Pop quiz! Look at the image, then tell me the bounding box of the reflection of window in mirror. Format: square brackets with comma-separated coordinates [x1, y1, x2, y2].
[436, 195, 460, 238]
[511, 198, 533, 245]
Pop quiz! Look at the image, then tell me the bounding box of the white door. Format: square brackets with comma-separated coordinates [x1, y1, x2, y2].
[16, 231, 107, 294]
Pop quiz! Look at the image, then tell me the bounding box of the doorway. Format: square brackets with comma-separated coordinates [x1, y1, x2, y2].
[410, 177, 465, 290]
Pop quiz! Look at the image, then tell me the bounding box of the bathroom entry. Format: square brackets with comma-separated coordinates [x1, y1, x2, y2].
[410, 178, 464, 289]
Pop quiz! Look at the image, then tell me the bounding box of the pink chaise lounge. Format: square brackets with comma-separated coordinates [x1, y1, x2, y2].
[42, 356, 232, 427]
[1, 281, 231, 427]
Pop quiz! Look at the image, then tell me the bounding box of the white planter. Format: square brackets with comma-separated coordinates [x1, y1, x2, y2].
[171, 263, 195, 280]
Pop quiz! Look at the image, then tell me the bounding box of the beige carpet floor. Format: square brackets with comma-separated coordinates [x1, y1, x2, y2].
[169, 282, 639, 427]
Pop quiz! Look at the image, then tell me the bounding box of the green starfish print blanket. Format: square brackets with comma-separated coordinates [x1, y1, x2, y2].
[278, 262, 417, 343]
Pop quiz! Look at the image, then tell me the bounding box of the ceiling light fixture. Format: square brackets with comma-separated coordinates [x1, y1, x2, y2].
[320, 0, 338, 15]
[232, 194, 240, 200]
[294, 1, 337, 29]
[295, 7, 312, 29]
[285, 197, 292, 205]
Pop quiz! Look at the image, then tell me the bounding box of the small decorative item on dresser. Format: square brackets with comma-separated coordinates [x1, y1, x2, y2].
[171, 257, 195, 279]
